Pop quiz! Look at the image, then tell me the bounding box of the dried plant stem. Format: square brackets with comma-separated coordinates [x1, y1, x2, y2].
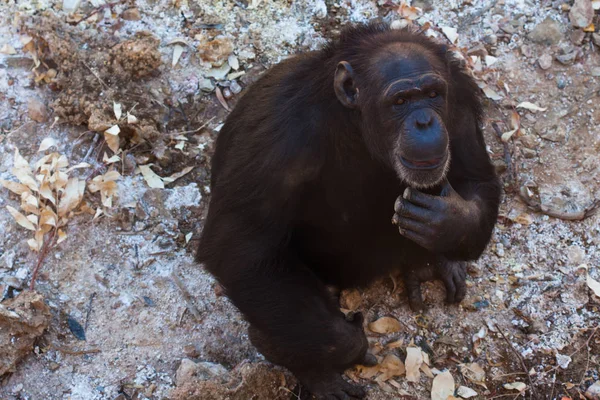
[171, 272, 202, 321]
[494, 324, 537, 400]
[29, 228, 58, 290]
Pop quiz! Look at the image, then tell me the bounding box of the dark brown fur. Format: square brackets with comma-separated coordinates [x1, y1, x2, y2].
[197, 23, 501, 399]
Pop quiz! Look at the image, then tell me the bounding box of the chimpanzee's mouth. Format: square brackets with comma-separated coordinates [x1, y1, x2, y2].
[400, 156, 445, 170]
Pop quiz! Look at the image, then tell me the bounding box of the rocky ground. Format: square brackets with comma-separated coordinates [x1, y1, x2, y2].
[0, 0, 599, 399]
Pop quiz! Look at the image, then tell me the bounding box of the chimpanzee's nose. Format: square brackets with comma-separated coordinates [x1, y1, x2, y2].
[415, 110, 433, 128]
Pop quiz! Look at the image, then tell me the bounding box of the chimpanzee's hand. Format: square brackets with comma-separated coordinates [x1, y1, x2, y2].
[392, 179, 479, 254]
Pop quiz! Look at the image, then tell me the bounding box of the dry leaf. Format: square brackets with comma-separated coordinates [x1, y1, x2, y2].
[66, 162, 91, 173]
[57, 178, 85, 217]
[0, 179, 31, 195]
[39, 208, 57, 227]
[368, 317, 402, 334]
[105, 132, 119, 153]
[504, 382, 526, 392]
[340, 289, 362, 311]
[431, 371, 455, 400]
[405, 347, 423, 382]
[386, 339, 404, 349]
[185, 232, 193, 243]
[378, 354, 405, 381]
[356, 364, 381, 379]
[215, 86, 231, 111]
[38, 137, 58, 152]
[172, 44, 185, 67]
[7, 205, 36, 230]
[397, 3, 421, 20]
[421, 363, 434, 378]
[587, 273, 600, 297]
[460, 363, 487, 389]
[113, 102, 122, 120]
[139, 165, 165, 189]
[163, 166, 194, 184]
[0, 44, 17, 55]
[501, 128, 518, 143]
[440, 26, 458, 44]
[127, 112, 138, 124]
[105, 125, 120, 135]
[485, 55, 498, 66]
[456, 386, 478, 398]
[482, 86, 503, 101]
[103, 153, 121, 164]
[517, 102, 547, 112]
[57, 229, 67, 244]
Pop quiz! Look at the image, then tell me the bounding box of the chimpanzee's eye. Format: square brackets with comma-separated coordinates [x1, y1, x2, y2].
[429, 91, 438, 98]
[396, 98, 406, 105]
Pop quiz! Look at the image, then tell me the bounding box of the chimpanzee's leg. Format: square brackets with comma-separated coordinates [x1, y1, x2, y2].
[220, 256, 371, 399]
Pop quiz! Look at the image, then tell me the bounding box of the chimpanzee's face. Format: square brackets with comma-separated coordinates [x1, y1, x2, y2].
[334, 43, 451, 189]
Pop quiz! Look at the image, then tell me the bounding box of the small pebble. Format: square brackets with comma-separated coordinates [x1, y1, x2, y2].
[538, 54, 552, 70]
[28, 97, 48, 122]
[122, 8, 141, 21]
[230, 80, 242, 94]
[556, 76, 567, 89]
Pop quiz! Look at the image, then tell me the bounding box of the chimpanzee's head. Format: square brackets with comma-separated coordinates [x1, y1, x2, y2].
[334, 38, 451, 189]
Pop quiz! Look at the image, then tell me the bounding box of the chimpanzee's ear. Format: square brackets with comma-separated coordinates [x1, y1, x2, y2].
[334, 61, 359, 109]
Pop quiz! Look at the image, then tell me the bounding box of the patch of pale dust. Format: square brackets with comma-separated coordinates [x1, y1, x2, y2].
[1, 0, 599, 399]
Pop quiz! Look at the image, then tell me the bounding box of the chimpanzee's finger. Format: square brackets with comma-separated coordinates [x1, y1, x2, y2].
[403, 187, 438, 209]
[394, 197, 433, 222]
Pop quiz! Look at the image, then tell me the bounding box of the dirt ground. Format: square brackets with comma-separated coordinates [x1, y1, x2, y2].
[0, 0, 599, 399]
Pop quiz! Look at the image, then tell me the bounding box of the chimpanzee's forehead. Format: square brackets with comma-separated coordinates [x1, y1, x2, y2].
[370, 43, 445, 83]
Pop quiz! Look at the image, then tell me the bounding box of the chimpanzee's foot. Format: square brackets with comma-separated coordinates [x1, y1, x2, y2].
[403, 259, 467, 312]
[296, 373, 366, 400]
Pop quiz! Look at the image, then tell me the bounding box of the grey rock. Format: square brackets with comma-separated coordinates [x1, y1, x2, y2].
[413, 0, 433, 11]
[528, 17, 562, 45]
[570, 29, 585, 45]
[569, 0, 593, 29]
[586, 381, 600, 400]
[482, 34, 498, 46]
[175, 359, 230, 387]
[538, 53, 553, 70]
[27, 97, 48, 122]
[535, 118, 566, 142]
[555, 51, 577, 65]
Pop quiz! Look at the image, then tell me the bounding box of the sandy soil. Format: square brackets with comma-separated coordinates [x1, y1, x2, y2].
[0, 0, 599, 399]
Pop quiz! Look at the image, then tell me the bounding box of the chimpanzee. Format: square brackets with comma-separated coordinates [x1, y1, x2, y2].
[197, 23, 501, 399]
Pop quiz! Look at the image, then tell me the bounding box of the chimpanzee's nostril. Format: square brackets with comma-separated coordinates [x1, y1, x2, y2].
[415, 114, 433, 128]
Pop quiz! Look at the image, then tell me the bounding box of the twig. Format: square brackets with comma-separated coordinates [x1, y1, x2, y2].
[82, 133, 100, 162]
[29, 228, 58, 290]
[171, 272, 202, 321]
[50, 343, 101, 355]
[169, 116, 216, 136]
[84, 292, 96, 331]
[561, 89, 600, 119]
[458, 1, 496, 31]
[549, 371, 556, 400]
[74, 0, 127, 25]
[81, 61, 109, 90]
[542, 326, 599, 378]
[494, 324, 537, 400]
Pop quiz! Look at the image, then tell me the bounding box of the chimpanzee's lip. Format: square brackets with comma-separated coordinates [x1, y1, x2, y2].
[400, 156, 445, 170]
